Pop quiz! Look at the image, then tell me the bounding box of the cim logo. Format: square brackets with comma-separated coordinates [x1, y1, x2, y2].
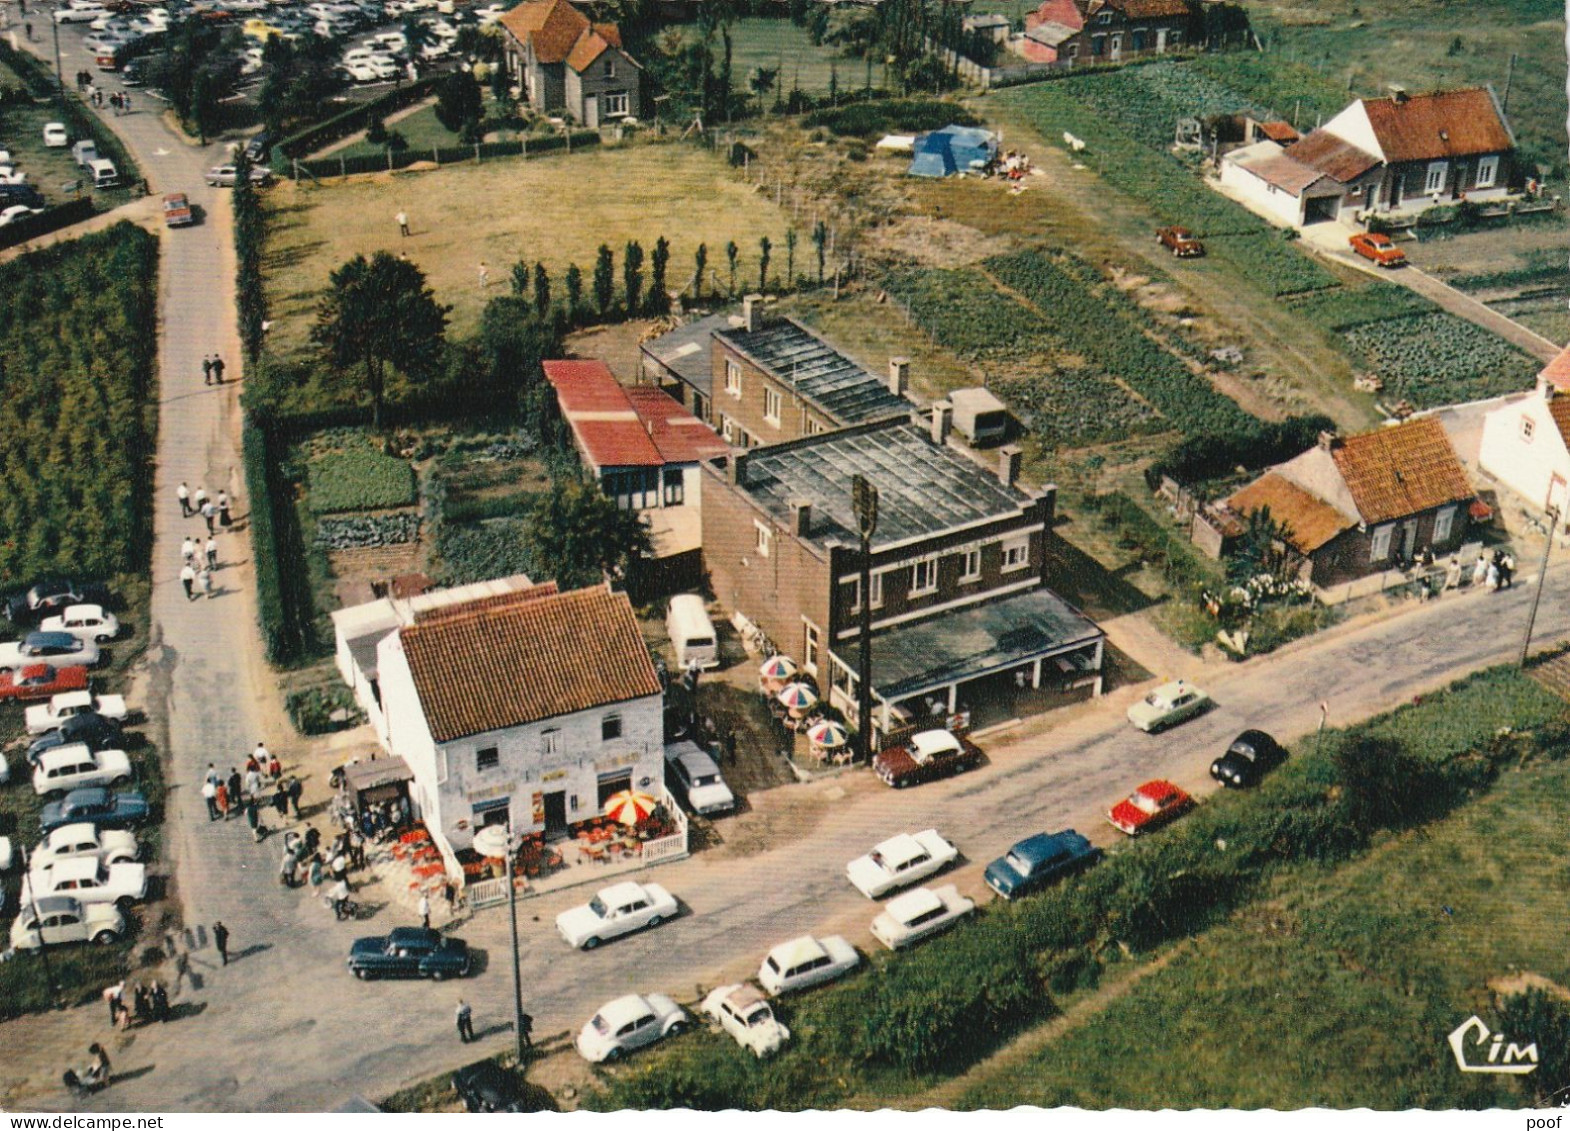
[1448, 1015, 1540, 1075]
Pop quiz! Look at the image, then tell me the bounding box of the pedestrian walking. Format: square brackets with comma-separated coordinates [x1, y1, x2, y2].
[418, 892, 431, 929]
[205, 536, 218, 569]
[181, 537, 195, 564]
[268, 752, 281, 781]
[1501, 552, 1516, 589]
[455, 999, 474, 1043]
[122, 92, 131, 113]
[150, 981, 169, 1023]
[273, 780, 289, 819]
[396, 210, 409, 237]
[287, 776, 303, 817]
[104, 982, 124, 1026]
[1444, 555, 1462, 591]
[24, 21, 33, 41]
[206, 762, 221, 786]
[477, 260, 489, 288]
[180, 563, 196, 601]
[244, 766, 262, 799]
[226, 767, 242, 806]
[194, 485, 207, 514]
[246, 797, 262, 840]
[309, 854, 324, 898]
[215, 780, 230, 818]
[202, 776, 219, 820]
[212, 355, 225, 384]
[202, 355, 213, 385]
[519, 1010, 534, 1049]
[201, 500, 217, 534]
[199, 566, 213, 599]
[177, 481, 191, 516]
[212, 921, 230, 967]
[219, 495, 233, 529]
[350, 828, 366, 870]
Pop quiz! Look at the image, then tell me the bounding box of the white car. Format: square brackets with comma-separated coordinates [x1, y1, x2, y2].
[342, 61, 387, 82]
[1126, 679, 1211, 733]
[30, 822, 139, 871]
[0, 205, 43, 227]
[870, 884, 975, 951]
[55, 5, 105, 22]
[26, 690, 129, 734]
[10, 894, 124, 949]
[33, 743, 132, 797]
[0, 834, 13, 870]
[42, 123, 70, 147]
[665, 744, 734, 817]
[576, 993, 689, 1063]
[40, 604, 120, 644]
[702, 983, 790, 1058]
[0, 169, 29, 186]
[0, 633, 100, 672]
[418, 39, 450, 58]
[556, 880, 678, 949]
[22, 854, 147, 908]
[206, 163, 272, 187]
[758, 934, 861, 996]
[846, 829, 959, 899]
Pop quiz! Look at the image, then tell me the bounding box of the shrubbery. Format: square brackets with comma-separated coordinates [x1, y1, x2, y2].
[1144, 414, 1335, 489]
[802, 97, 980, 138]
[306, 444, 417, 513]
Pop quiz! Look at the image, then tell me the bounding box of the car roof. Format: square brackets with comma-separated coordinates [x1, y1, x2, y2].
[65, 785, 111, 805]
[60, 604, 104, 618]
[910, 730, 961, 757]
[38, 743, 95, 769]
[1136, 779, 1181, 799]
[873, 833, 927, 866]
[31, 894, 87, 915]
[43, 855, 101, 881]
[769, 935, 828, 969]
[675, 747, 720, 774]
[722, 983, 769, 1010]
[597, 881, 649, 904]
[27, 631, 78, 647]
[387, 926, 438, 945]
[885, 886, 942, 919]
[18, 663, 55, 679]
[1013, 830, 1079, 863]
[1150, 679, 1192, 700]
[599, 994, 655, 1026]
[47, 822, 98, 844]
[53, 690, 93, 710]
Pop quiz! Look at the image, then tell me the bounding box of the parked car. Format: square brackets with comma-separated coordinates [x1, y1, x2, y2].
[984, 829, 1102, 900]
[0, 203, 42, 227]
[55, 4, 108, 22]
[162, 192, 193, 227]
[1349, 231, 1407, 268]
[28, 710, 123, 766]
[757, 934, 860, 996]
[0, 632, 99, 674]
[873, 728, 983, 788]
[1211, 728, 1287, 788]
[452, 1061, 528, 1113]
[5, 579, 112, 626]
[10, 894, 124, 949]
[205, 163, 271, 187]
[40, 786, 149, 834]
[30, 822, 139, 870]
[1126, 679, 1210, 733]
[347, 926, 471, 980]
[33, 743, 133, 797]
[555, 881, 678, 949]
[702, 983, 791, 1058]
[1156, 226, 1205, 257]
[39, 603, 119, 643]
[26, 690, 129, 735]
[664, 744, 734, 816]
[0, 186, 48, 210]
[41, 122, 69, 147]
[0, 663, 89, 704]
[870, 884, 975, 951]
[22, 853, 146, 907]
[576, 993, 689, 1063]
[242, 131, 272, 163]
[846, 829, 958, 899]
[1107, 779, 1195, 836]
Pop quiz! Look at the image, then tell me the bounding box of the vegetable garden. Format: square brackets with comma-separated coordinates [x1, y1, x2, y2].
[1340, 312, 1538, 408]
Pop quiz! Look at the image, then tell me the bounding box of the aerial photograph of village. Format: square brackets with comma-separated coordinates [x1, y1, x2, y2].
[0, 0, 1564, 1115]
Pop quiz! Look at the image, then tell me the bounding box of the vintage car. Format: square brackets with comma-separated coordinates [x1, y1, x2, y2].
[33, 744, 132, 797]
[10, 894, 124, 950]
[4, 579, 111, 626]
[22, 853, 147, 908]
[39, 603, 119, 643]
[757, 934, 861, 996]
[846, 829, 959, 899]
[1156, 226, 1206, 257]
[1210, 729, 1287, 788]
[872, 729, 983, 788]
[452, 1061, 528, 1112]
[984, 829, 1102, 900]
[40, 786, 149, 834]
[1126, 679, 1210, 733]
[29, 822, 139, 870]
[870, 884, 975, 951]
[0, 663, 89, 703]
[26, 690, 128, 734]
[702, 983, 791, 1058]
[1108, 779, 1196, 836]
[1348, 231, 1407, 267]
[576, 993, 689, 1063]
[664, 744, 735, 816]
[27, 711, 123, 767]
[0, 631, 99, 674]
[347, 927, 471, 980]
[556, 881, 678, 949]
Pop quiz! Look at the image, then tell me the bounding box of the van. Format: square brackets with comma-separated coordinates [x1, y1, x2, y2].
[87, 158, 119, 189]
[666, 594, 719, 672]
[71, 139, 98, 167]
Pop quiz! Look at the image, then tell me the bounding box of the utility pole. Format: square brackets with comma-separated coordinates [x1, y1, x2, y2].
[50, 15, 62, 106]
[1501, 52, 1518, 114]
[24, 844, 62, 1007]
[472, 822, 526, 1062]
[852, 473, 879, 764]
[1519, 506, 1558, 668]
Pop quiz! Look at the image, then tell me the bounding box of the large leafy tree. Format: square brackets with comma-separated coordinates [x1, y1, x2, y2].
[593, 244, 615, 317]
[525, 481, 652, 590]
[311, 252, 450, 428]
[1228, 504, 1296, 584]
[257, 36, 346, 136]
[434, 69, 485, 136]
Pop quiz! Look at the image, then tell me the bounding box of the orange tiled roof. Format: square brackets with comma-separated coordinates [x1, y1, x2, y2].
[412, 583, 559, 626]
[565, 30, 610, 73]
[1548, 395, 1570, 448]
[1360, 88, 1515, 164]
[1330, 417, 1474, 526]
[400, 584, 660, 743]
[1227, 472, 1353, 554]
[1539, 343, 1570, 391]
[1113, 0, 1192, 18]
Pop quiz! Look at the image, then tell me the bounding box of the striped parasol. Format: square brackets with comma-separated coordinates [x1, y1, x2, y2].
[777, 682, 819, 712]
[759, 654, 799, 681]
[806, 720, 849, 748]
[603, 790, 659, 826]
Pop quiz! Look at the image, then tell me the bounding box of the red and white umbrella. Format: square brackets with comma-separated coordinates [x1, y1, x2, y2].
[603, 790, 659, 826]
[759, 655, 798, 681]
[806, 720, 848, 748]
[777, 682, 819, 712]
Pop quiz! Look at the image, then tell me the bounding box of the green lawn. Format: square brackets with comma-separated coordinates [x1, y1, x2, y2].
[727, 17, 887, 98]
[0, 61, 138, 207]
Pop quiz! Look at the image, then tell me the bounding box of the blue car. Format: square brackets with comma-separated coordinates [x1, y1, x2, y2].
[348, 927, 471, 981]
[40, 786, 150, 835]
[984, 830, 1102, 900]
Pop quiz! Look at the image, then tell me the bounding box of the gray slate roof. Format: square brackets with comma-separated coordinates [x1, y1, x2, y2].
[717, 319, 912, 426]
[641, 311, 740, 400]
[738, 421, 1035, 550]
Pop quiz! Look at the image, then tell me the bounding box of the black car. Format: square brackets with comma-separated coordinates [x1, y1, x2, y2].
[243, 131, 272, 164]
[28, 710, 124, 766]
[347, 927, 471, 980]
[1210, 729, 1287, 788]
[452, 1061, 527, 1113]
[0, 185, 46, 209]
[40, 786, 150, 834]
[5, 578, 112, 626]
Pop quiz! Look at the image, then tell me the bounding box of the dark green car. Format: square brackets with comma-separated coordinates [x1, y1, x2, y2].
[348, 927, 471, 981]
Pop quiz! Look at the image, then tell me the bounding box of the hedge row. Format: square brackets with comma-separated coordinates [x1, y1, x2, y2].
[0, 41, 140, 192]
[277, 76, 439, 159]
[0, 196, 95, 250]
[1143, 413, 1335, 490]
[284, 130, 601, 180]
[243, 414, 315, 662]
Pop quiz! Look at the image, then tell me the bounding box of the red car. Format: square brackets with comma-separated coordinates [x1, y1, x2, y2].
[1108, 779, 1195, 836]
[873, 728, 983, 788]
[1157, 226, 1205, 258]
[1348, 231, 1407, 268]
[0, 663, 89, 703]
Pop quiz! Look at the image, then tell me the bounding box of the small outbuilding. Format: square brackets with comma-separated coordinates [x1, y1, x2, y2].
[947, 388, 1014, 446]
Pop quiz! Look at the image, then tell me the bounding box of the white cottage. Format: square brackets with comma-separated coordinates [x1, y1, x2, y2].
[373, 582, 665, 860]
[1478, 348, 1570, 515]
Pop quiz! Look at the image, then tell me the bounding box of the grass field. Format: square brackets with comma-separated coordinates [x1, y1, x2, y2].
[726, 17, 885, 98]
[262, 141, 794, 353]
[0, 61, 138, 208]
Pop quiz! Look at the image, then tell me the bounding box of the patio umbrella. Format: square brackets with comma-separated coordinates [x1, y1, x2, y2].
[603, 789, 659, 826]
[806, 720, 848, 748]
[759, 655, 798, 681]
[777, 682, 819, 712]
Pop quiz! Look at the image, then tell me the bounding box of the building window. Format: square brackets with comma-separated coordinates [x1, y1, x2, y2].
[755, 521, 772, 558]
[1476, 154, 1499, 188]
[1168, 28, 1182, 44]
[1131, 28, 1145, 50]
[1370, 523, 1393, 562]
[603, 91, 629, 118]
[721, 417, 737, 444]
[1065, 42, 1079, 59]
[804, 622, 820, 673]
[1002, 535, 1030, 572]
[1096, 10, 1112, 22]
[1424, 161, 1448, 195]
[764, 387, 782, 427]
[605, 57, 616, 79]
[663, 467, 685, 506]
[1433, 505, 1457, 544]
[870, 571, 883, 608]
[604, 467, 659, 511]
[1091, 34, 1105, 55]
[844, 576, 860, 613]
[725, 359, 742, 397]
[807, 418, 826, 435]
[476, 746, 500, 772]
[1521, 416, 1536, 442]
[958, 547, 982, 582]
[601, 714, 622, 742]
[910, 556, 937, 596]
[541, 729, 560, 757]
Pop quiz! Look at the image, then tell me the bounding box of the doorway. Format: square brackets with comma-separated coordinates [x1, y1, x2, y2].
[544, 791, 568, 840]
[1400, 520, 1418, 561]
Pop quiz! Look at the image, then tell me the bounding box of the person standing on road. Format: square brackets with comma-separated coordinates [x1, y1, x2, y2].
[418, 892, 431, 930]
[273, 780, 289, 820]
[177, 481, 191, 516]
[181, 536, 195, 564]
[213, 921, 230, 967]
[455, 999, 474, 1043]
[201, 499, 217, 534]
[244, 764, 262, 800]
[180, 563, 196, 601]
[202, 355, 213, 385]
[396, 210, 409, 237]
[215, 779, 230, 818]
[205, 536, 218, 570]
[193, 485, 207, 515]
[286, 775, 303, 817]
[150, 981, 169, 1023]
[202, 775, 219, 820]
[519, 1010, 534, 1049]
[212, 355, 225, 384]
[199, 566, 213, 599]
[227, 767, 243, 807]
[219, 493, 233, 529]
[246, 797, 263, 841]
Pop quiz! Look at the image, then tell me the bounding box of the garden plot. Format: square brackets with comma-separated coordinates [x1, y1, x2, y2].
[1340, 312, 1538, 408]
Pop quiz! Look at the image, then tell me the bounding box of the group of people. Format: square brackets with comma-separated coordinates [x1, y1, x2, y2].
[1419, 547, 1518, 600]
[202, 745, 298, 842]
[279, 821, 365, 920]
[104, 980, 172, 1030]
[175, 481, 234, 601]
[201, 355, 228, 386]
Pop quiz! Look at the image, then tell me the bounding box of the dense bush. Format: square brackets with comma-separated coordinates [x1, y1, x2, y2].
[0, 198, 96, 251]
[1144, 413, 1335, 488]
[285, 685, 365, 735]
[435, 518, 540, 585]
[307, 445, 416, 513]
[802, 97, 980, 138]
[244, 414, 315, 661]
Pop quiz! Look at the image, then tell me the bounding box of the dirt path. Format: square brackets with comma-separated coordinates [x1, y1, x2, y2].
[1382, 263, 1560, 362]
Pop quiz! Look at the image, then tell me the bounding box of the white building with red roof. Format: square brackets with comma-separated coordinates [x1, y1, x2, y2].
[1479, 345, 1570, 517]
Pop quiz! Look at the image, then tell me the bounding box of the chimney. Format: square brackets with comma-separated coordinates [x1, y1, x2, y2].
[1387, 84, 1408, 104]
[742, 293, 763, 333]
[888, 357, 910, 397]
[790, 500, 812, 537]
[930, 401, 952, 446]
[728, 451, 748, 486]
[998, 444, 1022, 489]
[1541, 375, 1558, 400]
[1317, 430, 1340, 452]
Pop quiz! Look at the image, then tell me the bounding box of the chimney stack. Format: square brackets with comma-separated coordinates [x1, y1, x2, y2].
[1317, 430, 1339, 452]
[728, 451, 748, 486]
[790, 500, 812, 537]
[998, 444, 1022, 489]
[888, 357, 911, 397]
[742, 293, 763, 333]
[931, 401, 952, 446]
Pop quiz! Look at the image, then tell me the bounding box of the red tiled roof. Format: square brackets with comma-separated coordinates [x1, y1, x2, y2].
[593, 22, 621, 48]
[1256, 120, 1299, 143]
[413, 583, 559, 626]
[1539, 344, 1570, 391]
[1227, 472, 1353, 554]
[543, 359, 635, 414]
[1549, 396, 1570, 448]
[499, 0, 624, 72]
[573, 419, 663, 467]
[1330, 417, 1474, 525]
[1236, 149, 1331, 196]
[626, 387, 729, 464]
[565, 30, 609, 73]
[547, 360, 722, 468]
[1289, 129, 1382, 183]
[1360, 88, 1515, 164]
[1113, 0, 1192, 18]
[400, 584, 661, 743]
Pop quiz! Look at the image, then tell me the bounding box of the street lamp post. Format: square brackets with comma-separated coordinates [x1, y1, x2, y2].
[23, 843, 62, 1006]
[472, 821, 526, 1063]
[1519, 506, 1560, 668]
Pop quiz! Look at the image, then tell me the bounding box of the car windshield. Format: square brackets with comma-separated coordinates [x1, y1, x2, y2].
[1130, 792, 1162, 814]
[590, 1013, 610, 1036]
[691, 773, 718, 787]
[745, 1007, 772, 1027]
[764, 956, 781, 974]
[1004, 852, 1031, 875]
[587, 896, 608, 918]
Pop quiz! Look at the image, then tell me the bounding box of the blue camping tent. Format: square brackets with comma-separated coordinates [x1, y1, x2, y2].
[908, 125, 998, 178]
